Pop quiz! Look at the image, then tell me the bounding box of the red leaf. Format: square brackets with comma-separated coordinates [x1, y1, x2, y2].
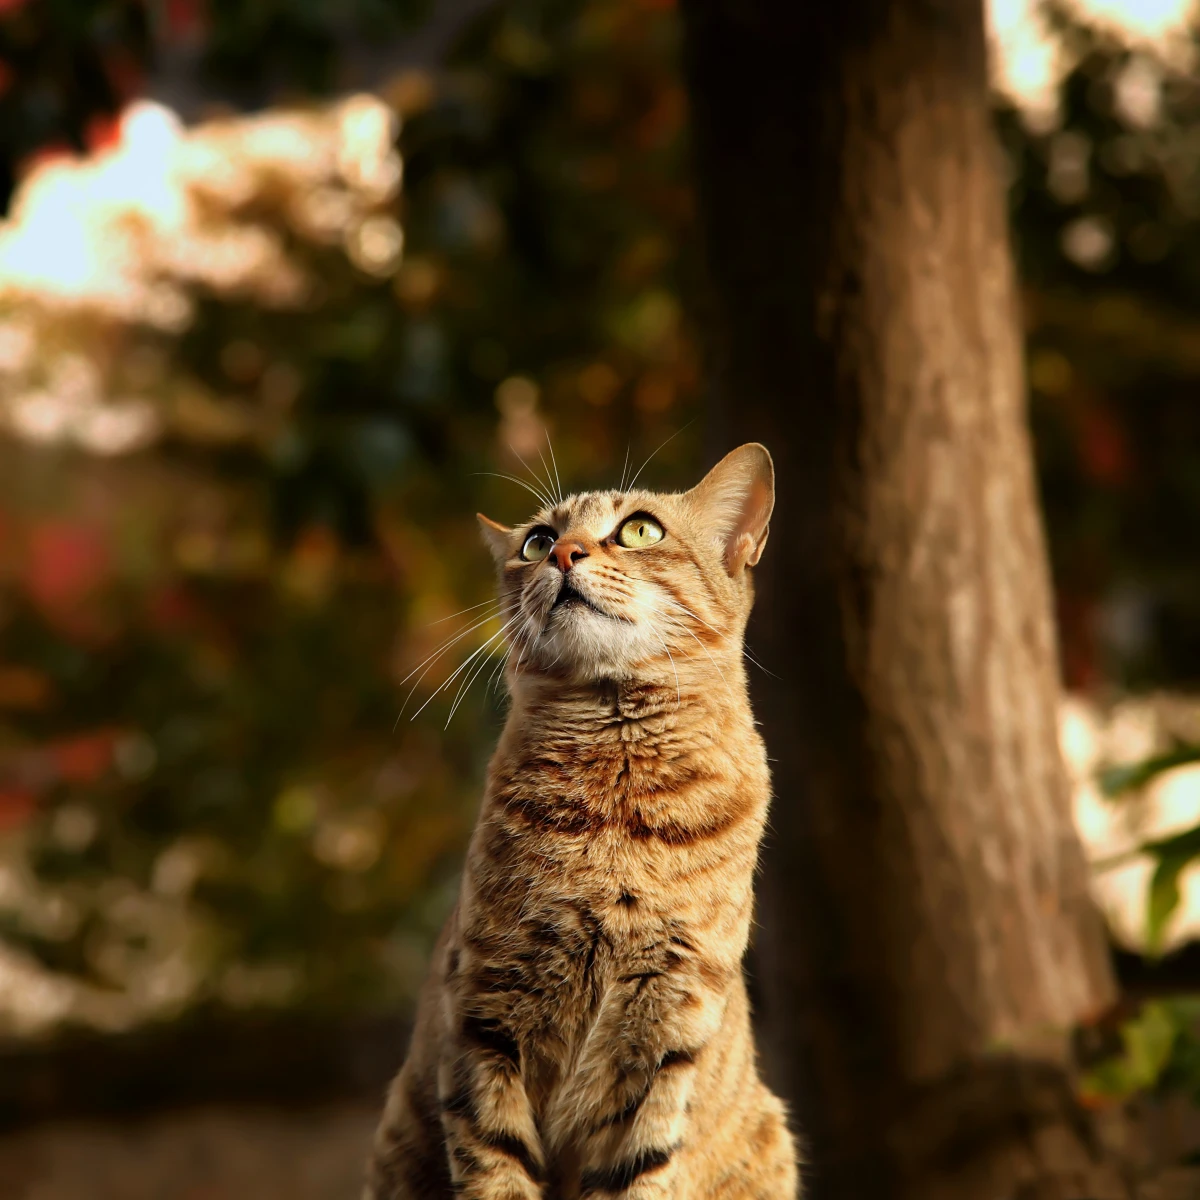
[1076, 1087, 1116, 1112]
[1057, 589, 1099, 691]
[102, 51, 144, 103]
[0, 788, 35, 833]
[166, 0, 206, 40]
[51, 731, 117, 784]
[25, 523, 111, 613]
[147, 584, 197, 633]
[85, 113, 121, 153]
[1078, 407, 1132, 487]
[18, 142, 74, 178]
[0, 666, 54, 711]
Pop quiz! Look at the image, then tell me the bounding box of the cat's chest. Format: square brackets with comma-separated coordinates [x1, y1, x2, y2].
[495, 713, 715, 829]
[462, 849, 695, 993]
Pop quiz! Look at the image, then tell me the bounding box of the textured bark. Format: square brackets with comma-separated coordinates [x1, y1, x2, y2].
[680, 1, 1128, 1197]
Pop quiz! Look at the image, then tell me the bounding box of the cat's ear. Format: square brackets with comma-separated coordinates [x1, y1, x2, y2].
[477, 514, 512, 565]
[685, 443, 774, 574]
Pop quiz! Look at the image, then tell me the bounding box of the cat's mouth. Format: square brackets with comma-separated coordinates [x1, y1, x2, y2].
[550, 579, 610, 619]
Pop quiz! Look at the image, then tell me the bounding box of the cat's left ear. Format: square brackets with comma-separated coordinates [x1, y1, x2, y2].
[685, 443, 775, 574]
[477, 514, 512, 565]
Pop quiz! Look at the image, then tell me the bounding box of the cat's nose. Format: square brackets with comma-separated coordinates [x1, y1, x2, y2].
[548, 540, 589, 572]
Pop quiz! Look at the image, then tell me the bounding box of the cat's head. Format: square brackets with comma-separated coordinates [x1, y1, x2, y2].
[478, 443, 774, 682]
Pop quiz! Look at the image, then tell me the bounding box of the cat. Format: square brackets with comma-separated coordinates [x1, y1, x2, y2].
[365, 443, 798, 1199]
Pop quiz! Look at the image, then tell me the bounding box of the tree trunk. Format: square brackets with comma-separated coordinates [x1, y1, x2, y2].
[680, 1, 1130, 1197]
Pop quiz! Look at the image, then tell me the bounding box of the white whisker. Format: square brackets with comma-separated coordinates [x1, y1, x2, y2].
[473, 471, 555, 512]
[741, 646, 777, 678]
[672, 632, 734, 701]
[410, 614, 522, 723]
[656, 594, 774, 677]
[644, 616, 681, 707]
[536, 446, 557, 507]
[646, 600, 736, 703]
[544, 433, 564, 504]
[509, 443, 559, 513]
[626, 420, 695, 492]
[446, 624, 518, 727]
[426, 597, 500, 627]
[485, 645, 511, 698]
[394, 609, 513, 729]
[512, 609, 539, 678]
[397, 608, 506, 692]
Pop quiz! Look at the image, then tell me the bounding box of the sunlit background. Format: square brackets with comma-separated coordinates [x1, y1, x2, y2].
[1, 0, 1200, 1194]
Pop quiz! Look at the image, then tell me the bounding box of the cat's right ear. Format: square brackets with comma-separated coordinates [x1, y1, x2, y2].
[477, 514, 512, 566]
[684, 443, 775, 575]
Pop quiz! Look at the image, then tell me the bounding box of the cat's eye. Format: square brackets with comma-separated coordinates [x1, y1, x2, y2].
[521, 529, 556, 562]
[616, 515, 664, 549]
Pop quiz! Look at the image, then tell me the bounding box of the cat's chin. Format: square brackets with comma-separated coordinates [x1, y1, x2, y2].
[531, 607, 658, 678]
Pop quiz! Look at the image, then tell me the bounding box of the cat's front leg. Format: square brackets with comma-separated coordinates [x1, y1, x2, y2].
[437, 1012, 546, 1200]
[575, 1044, 698, 1200]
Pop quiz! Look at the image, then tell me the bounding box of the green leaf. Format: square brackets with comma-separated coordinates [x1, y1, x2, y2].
[1142, 824, 1200, 861]
[1099, 743, 1200, 798]
[1082, 1001, 1182, 1101]
[1142, 827, 1200, 954]
[1110, 823, 1200, 955]
[1146, 855, 1183, 955]
[1123, 1002, 1179, 1087]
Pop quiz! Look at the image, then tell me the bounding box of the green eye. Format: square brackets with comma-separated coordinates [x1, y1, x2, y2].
[616, 515, 664, 549]
[521, 530, 555, 562]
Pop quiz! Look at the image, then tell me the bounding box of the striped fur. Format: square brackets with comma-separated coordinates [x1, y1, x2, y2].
[366, 444, 799, 1199]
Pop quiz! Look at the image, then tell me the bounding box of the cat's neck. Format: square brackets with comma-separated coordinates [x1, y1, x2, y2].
[505, 655, 748, 732]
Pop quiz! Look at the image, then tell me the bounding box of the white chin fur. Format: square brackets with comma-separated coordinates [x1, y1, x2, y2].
[527, 606, 660, 679]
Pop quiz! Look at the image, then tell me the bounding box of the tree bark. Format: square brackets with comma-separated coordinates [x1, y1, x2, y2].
[680, 1, 1129, 1197]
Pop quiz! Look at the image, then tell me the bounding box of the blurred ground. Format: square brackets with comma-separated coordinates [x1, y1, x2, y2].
[2, 1087, 1200, 1199]
[0, 1102, 376, 1200]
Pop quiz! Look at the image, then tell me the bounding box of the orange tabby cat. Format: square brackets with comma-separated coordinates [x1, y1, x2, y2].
[365, 443, 798, 1199]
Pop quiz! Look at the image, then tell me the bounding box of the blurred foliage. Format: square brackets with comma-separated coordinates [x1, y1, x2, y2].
[0, 0, 703, 1032]
[1100, 744, 1200, 798]
[1081, 700, 1200, 1119]
[997, 6, 1200, 691]
[0, 0, 432, 210]
[1081, 997, 1200, 1106]
[1095, 741, 1200, 954]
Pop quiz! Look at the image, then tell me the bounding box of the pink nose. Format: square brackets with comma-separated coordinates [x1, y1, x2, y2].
[548, 540, 588, 572]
